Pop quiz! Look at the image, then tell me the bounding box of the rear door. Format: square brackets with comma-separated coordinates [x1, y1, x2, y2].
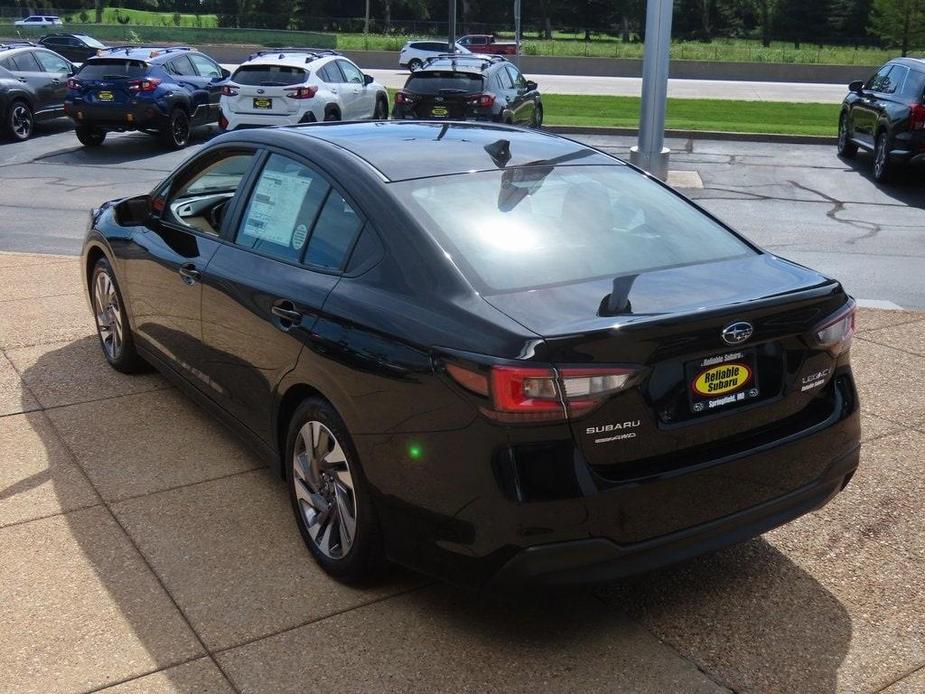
[200, 151, 366, 442]
[854, 64, 894, 146]
[33, 49, 71, 111]
[334, 58, 366, 119]
[164, 54, 213, 124]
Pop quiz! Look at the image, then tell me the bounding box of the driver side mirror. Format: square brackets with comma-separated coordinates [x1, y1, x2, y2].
[221, 67, 231, 79]
[849, 80, 864, 93]
[115, 194, 156, 227]
[363, 73, 374, 86]
[526, 80, 538, 92]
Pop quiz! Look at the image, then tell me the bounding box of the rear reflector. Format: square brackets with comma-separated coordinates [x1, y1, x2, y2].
[446, 362, 637, 423]
[218, 111, 228, 130]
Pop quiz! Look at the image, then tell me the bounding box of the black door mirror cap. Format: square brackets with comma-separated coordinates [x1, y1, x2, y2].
[363, 73, 374, 86]
[849, 80, 864, 93]
[526, 80, 538, 91]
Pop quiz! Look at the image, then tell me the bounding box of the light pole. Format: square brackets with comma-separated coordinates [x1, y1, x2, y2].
[448, 0, 457, 50]
[513, 0, 521, 66]
[630, 0, 674, 181]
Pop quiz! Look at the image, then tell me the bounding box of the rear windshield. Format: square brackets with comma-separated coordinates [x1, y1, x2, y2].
[232, 64, 308, 86]
[405, 71, 484, 94]
[77, 59, 147, 80]
[75, 35, 106, 48]
[392, 166, 755, 293]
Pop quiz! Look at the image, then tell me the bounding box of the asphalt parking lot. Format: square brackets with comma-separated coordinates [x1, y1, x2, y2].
[1, 125, 924, 693]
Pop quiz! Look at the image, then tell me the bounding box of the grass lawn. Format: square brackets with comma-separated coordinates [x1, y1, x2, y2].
[541, 94, 839, 136]
[62, 8, 219, 28]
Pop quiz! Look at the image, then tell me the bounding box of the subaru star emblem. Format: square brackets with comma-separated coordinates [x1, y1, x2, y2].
[257, 89, 265, 94]
[722, 321, 754, 345]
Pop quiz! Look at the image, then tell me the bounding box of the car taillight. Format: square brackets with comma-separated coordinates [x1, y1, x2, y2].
[285, 85, 317, 99]
[468, 93, 496, 108]
[394, 91, 413, 105]
[811, 299, 856, 356]
[446, 363, 638, 422]
[66, 78, 80, 90]
[221, 85, 239, 97]
[128, 78, 161, 93]
[910, 103, 925, 130]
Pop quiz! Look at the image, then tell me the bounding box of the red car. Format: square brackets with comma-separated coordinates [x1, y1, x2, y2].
[457, 34, 518, 56]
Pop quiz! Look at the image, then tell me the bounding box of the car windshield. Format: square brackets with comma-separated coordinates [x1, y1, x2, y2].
[75, 35, 106, 48]
[232, 64, 308, 86]
[77, 59, 147, 80]
[392, 165, 756, 293]
[405, 72, 484, 94]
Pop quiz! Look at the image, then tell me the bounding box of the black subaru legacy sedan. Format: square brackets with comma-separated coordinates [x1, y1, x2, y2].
[81, 122, 860, 587]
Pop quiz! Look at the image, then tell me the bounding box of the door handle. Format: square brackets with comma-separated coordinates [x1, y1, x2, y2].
[17, 77, 27, 83]
[271, 301, 304, 326]
[178, 263, 201, 285]
[51, 78, 60, 84]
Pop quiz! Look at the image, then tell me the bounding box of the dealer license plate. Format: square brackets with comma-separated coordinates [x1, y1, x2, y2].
[253, 97, 272, 109]
[687, 349, 760, 414]
[97, 91, 113, 102]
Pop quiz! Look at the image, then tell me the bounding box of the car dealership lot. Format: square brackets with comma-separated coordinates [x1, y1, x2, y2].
[1, 127, 924, 692]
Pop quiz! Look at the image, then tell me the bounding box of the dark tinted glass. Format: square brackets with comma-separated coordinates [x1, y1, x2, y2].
[406, 71, 484, 94]
[167, 55, 196, 77]
[75, 35, 106, 48]
[232, 64, 307, 86]
[35, 50, 70, 73]
[305, 191, 363, 270]
[319, 62, 341, 83]
[345, 227, 384, 274]
[10, 52, 41, 71]
[393, 166, 755, 293]
[77, 59, 147, 80]
[236, 154, 330, 263]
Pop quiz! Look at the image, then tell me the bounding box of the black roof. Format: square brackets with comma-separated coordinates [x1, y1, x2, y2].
[266, 121, 619, 182]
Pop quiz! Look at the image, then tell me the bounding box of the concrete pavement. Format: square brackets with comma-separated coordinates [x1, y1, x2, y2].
[1, 251, 924, 692]
[367, 69, 850, 103]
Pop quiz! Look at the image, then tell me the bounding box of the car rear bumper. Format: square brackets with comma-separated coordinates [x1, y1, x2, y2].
[65, 100, 168, 130]
[222, 108, 317, 130]
[365, 371, 861, 588]
[491, 444, 858, 587]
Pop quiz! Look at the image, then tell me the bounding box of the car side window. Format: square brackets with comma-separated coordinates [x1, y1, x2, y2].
[167, 55, 197, 77]
[35, 50, 70, 73]
[902, 70, 925, 99]
[882, 65, 909, 95]
[235, 154, 331, 263]
[319, 62, 341, 83]
[0, 58, 13, 71]
[10, 52, 42, 72]
[189, 53, 221, 79]
[866, 65, 893, 92]
[497, 67, 513, 90]
[337, 59, 364, 85]
[304, 191, 364, 270]
[161, 150, 256, 236]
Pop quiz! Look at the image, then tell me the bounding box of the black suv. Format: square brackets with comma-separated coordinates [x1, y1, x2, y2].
[392, 54, 542, 127]
[65, 46, 228, 149]
[838, 57, 925, 182]
[39, 33, 108, 63]
[0, 41, 74, 141]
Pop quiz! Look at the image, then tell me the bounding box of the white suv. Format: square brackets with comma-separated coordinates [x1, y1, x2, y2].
[399, 41, 470, 71]
[14, 15, 62, 26]
[220, 49, 388, 131]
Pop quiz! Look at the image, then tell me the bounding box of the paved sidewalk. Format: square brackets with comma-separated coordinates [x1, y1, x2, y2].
[1, 251, 924, 693]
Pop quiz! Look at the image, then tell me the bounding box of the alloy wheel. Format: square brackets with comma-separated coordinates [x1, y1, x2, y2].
[292, 421, 357, 559]
[874, 135, 887, 179]
[837, 118, 847, 150]
[92, 270, 123, 360]
[172, 113, 189, 147]
[10, 103, 33, 140]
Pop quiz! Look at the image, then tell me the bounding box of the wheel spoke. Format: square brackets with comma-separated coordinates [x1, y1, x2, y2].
[333, 481, 356, 548]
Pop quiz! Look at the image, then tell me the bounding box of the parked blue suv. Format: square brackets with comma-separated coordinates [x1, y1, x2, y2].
[64, 46, 228, 149]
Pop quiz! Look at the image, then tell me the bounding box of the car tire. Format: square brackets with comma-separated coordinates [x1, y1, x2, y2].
[324, 108, 341, 122]
[837, 113, 857, 159]
[89, 257, 146, 374]
[160, 108, 190, 149]
[408, 58, 422, 71]
[75, 126, 106, 147]
[373, 96, 388, 120]
[532, 102, 544, 129]
[873, 131, 892, 183]
[5, 99, 34, 141]
[286, 398, 386, 584]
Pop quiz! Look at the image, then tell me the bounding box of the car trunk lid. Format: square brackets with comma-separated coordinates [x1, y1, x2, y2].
[226, 64, 310, 116]
[400, 71, 486, 119]
[71, 58, 148, 106]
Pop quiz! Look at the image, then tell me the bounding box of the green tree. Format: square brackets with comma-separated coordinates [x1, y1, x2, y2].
[869, 0, 925, 54]
[775, 0, 831, 47]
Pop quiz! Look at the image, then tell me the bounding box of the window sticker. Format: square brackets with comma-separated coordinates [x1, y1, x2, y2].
[242, 168, 314, 248]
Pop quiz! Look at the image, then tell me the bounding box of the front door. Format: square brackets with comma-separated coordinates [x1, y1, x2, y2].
[854, 64, 894, 146]
[33, 49, 71, 112]
[123, 147, 258, 385]
[200, 151, 367, 443]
